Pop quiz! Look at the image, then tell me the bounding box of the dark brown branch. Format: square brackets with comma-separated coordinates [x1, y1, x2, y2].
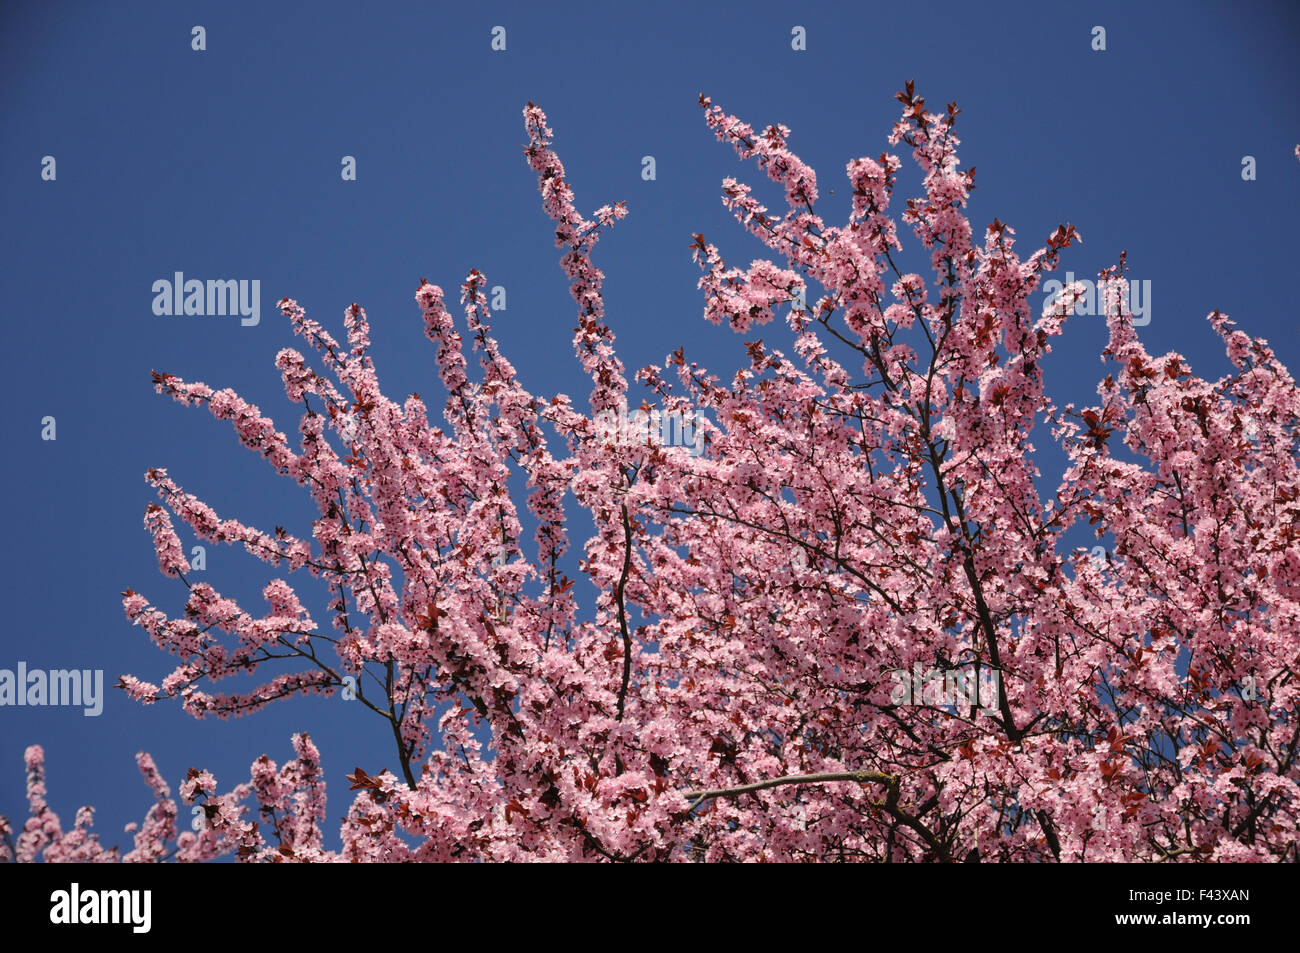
[615, 504, 634, 722]
[684, 769, 896, 805]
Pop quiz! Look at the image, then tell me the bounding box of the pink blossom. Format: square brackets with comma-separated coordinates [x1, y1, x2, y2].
[6, 87, 1297, 863]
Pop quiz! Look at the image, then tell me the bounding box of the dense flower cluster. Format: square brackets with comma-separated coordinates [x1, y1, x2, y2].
[4, 86, 1297, 862]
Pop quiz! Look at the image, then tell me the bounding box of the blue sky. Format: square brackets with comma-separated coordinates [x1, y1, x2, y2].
[1, 0, 1296, 855]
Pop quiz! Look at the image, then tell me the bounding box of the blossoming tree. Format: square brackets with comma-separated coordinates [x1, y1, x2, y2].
[5, 84, 1297, 862]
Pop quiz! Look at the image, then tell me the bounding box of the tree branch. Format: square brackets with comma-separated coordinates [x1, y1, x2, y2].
[614, 503, 634, 722]
[684, 769, 896, 806]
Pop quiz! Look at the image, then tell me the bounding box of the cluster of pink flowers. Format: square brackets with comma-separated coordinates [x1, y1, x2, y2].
[4, 86, 1297, 863]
